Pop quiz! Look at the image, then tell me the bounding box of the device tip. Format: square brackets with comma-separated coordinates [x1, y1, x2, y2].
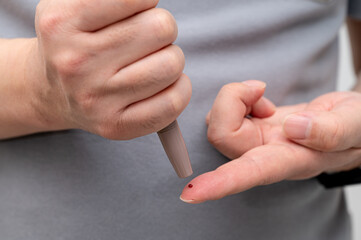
[157, 120, 193, 178]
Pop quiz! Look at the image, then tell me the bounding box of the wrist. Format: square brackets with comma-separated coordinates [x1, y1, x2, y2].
[24, 38, 72, 133]
[0, 38, 51, 139]
[0, 38, 71, 140]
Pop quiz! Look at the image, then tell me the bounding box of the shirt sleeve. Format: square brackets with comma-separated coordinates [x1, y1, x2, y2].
[348, 0, 361, 19]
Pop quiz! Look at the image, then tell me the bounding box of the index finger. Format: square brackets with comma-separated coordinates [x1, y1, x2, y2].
[179, 144, 320, 204]
[208, 81, 266, 135]
[207, 81, 273, 158]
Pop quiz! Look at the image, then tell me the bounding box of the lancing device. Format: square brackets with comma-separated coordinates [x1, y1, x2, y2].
[157, 120, 193, 178]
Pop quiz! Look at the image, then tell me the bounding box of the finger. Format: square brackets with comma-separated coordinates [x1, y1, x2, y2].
[207, 80, 267, 158]
[112, 74, 191, 140]
[180, 144, 313, 204]
[89, 8, 178, 69]
[251, 97, 276, 118]
[107, 45, 184, 106]
[71, 0, 159, 32]
[283, 107, 361, 152]
[179, 143, 360, 204]
[208, 80, 266, 136]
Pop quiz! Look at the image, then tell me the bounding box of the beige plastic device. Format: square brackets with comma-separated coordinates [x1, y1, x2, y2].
[157, 120, 193, 178]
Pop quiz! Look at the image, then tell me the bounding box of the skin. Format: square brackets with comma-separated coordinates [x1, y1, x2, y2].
[0, 0, 191, 140]
[1, 1, 360, 204]
[180, 17, 361, 204]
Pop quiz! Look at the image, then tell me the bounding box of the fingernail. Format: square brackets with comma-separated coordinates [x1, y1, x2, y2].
[179, 196, 194, 203]
[283, 114, 312, 139]
[242, 80, 266, 89]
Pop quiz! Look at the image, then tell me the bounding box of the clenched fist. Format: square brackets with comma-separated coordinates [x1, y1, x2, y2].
[27, 0, 191, 139]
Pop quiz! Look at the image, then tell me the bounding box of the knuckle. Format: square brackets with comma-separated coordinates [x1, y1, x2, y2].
[182, 75, 192, 102]
[165, 76, 191, 117]
[166, 92, 185, 117]
[96, 25, 135, 52]
[35, 2, 46, 20]
[207, 127, 229, 147]
[97, 122, 120, 140]
[122, 107, 163, 133]
[72, 91, 99, 114]
[141, 114, 163, 131]
[121, 71, 158, 97]
[162, 46, 185, 78]
[96, 113, 129, 140]
[127, 77, 141, 96]
[37, 12, 63, 36]
[97, 123, 117, 140]
[53, 51, 89, 77]
[152, 8, 178, 42]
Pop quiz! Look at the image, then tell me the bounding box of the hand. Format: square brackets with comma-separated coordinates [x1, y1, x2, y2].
[28, 0, 191, 139]
[180, 81, 361, 204]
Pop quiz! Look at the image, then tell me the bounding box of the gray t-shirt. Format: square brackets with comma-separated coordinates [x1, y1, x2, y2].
[1, 1, 361, 239]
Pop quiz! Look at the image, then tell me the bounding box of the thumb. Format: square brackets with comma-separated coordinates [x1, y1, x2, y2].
[282, 110, 361, 151]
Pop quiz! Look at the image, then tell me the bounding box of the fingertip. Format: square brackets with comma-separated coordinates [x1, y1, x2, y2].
[179, 195, 197, 204]
[238, 80, 267, 107]
[242, 80, 267, 90]
[179, 170, 229, 204]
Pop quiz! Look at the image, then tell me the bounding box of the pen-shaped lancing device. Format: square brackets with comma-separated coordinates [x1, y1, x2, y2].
[157, 120, 193, 178]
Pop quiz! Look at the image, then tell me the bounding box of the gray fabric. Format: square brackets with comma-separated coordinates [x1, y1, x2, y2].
[0, 0, 357, 239]
[0, 0, 36, 38]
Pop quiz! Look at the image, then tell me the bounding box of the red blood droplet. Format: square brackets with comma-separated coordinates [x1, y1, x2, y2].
[188, 184, 193, 188]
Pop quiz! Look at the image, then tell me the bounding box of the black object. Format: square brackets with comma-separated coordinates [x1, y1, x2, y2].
[317, 168, 361, 188]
